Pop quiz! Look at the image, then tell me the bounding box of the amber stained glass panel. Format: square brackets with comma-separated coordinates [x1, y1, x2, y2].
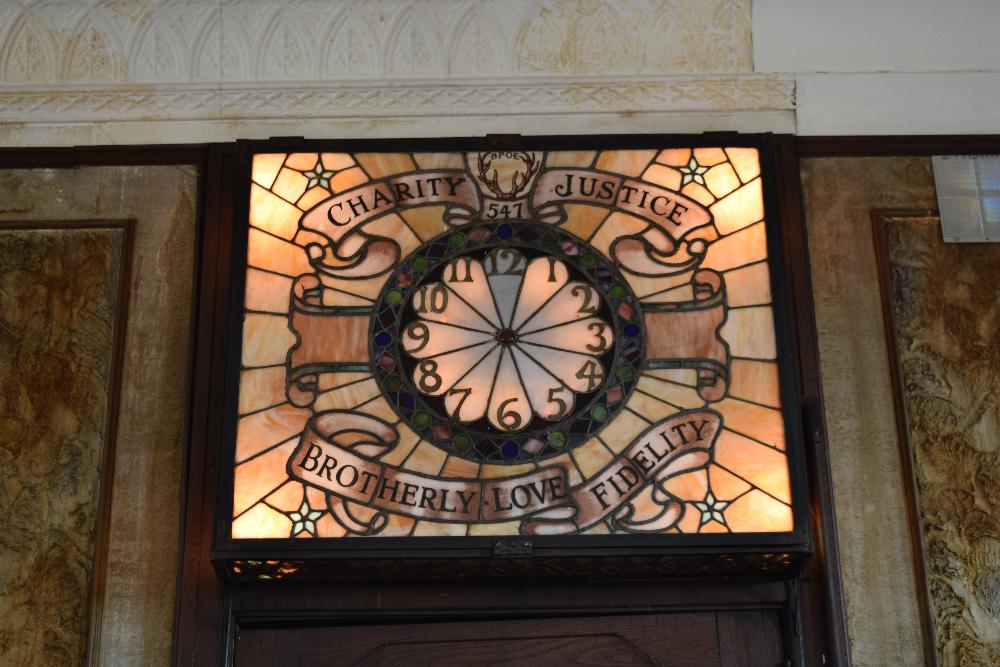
[233, 148, 792, 539]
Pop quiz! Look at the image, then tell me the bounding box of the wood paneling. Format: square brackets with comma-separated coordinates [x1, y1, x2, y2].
[235, 609, 783, 667]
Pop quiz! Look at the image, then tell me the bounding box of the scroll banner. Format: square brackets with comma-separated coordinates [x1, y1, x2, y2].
[529, 169, 711, 238]
[288, 409, 721, 536]
[299, 167, 716, 274]
[287, 166, 730, 407]
[284, 274, 372, 407]
[644, 269, 730, 402]
[285, 272, 731, 407]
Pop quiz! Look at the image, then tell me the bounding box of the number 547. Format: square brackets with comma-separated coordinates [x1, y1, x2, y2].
[485, 202, 524, 219]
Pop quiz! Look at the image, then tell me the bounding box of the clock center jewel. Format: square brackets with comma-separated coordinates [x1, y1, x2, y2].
[372, 221, 645, 464]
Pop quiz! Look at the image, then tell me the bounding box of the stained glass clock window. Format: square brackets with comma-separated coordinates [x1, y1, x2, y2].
[229, 142, 796, 541]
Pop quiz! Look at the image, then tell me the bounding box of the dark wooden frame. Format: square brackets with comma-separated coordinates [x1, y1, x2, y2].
[871, 209, 941, 667]
[796, 135, 1000, 158]
[168, 133, 841, 666]
[774, 137, 850, 666]
[214, 133, 811, 558]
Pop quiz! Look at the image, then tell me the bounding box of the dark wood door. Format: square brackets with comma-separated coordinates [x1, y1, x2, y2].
[234, 609, 784, 666]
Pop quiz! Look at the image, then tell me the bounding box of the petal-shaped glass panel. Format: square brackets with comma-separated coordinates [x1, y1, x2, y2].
[401, 320, 493, 358]
[441, 258, 501, 328]
[483, 248, 527, 328]
[517, 281, 600, 334]
[443, 345, 502, 423]
[487, 348, 533, 432]
[510, 346, 575, 421]
[519, 317, 614, 356]
[414, 277, 496, 332]
[510, 256, 570, 330]
[517, 342, 605, 393]
[411, 341, 493, 396]
[487, 274, 522, 328]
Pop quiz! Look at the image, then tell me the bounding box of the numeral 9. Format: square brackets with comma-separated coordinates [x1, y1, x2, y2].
[403, 321, 430, 352]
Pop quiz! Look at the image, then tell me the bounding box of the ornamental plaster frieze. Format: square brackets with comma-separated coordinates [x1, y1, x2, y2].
[0, 1, 793, 142]
[0, 76, 793, 122]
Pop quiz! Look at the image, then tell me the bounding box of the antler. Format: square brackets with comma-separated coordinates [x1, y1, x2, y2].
[509, 151, 539, 195]
[476, 151, 539, 200]
[477, 152, 503, 196]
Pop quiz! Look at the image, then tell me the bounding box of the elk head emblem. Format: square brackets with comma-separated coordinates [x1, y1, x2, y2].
[476, 151, 540, 200]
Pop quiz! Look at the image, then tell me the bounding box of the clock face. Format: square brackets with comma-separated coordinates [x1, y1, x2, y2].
[232, 147, 796, 540]
[372, 220, 644, 463]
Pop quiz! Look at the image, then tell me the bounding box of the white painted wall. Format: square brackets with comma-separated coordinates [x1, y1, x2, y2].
[795, 72, 1000, 135]
[754, 0, 1000, 134]
[754, 0, 1000, 73]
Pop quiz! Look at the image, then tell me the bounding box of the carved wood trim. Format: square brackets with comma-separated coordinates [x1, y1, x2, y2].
[797, 135, 1000, 157]
[771, 135, 850, 666]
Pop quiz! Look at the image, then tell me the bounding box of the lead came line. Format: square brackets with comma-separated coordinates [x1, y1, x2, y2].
[438, 346, 498, 416]
[512, 280, 572, 334]
[442, 280, 501, 331]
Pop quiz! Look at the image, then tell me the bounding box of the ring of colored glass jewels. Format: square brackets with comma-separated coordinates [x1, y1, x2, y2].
[372, 220, 645, 463]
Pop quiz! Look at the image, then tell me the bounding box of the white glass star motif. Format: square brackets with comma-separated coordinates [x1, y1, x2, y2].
[287, 499, 324, 536]
[693, 491, 729, 526]
[303, 159, 335, 190]
[679, 156, 709, 186]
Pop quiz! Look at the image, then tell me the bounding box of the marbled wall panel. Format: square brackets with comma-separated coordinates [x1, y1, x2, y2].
[886, 217, 1000, 665]
[0, 167, 197, 666]
[0, 226, 125, 666]
[800, 157, 938, 665]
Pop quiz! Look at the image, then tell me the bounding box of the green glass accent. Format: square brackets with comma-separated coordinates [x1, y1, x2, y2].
[385, 376, 401, 391]
[330, 363, 372, 372]
[449, 233, 466, 248]
[581, 253, 597, 268]
[542, 231, 559, 246]
[385, 289, 402, 305]
[590, 404, 609, 422]
[547, 431, 567, 448]
[329, 306, 372, 315]
[453, 434, 472, 452]
[413, 411, 431, 428]
[615, 365, 635, 381]
[610, 283, 626, 299]
[411, 256, 428, 272]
